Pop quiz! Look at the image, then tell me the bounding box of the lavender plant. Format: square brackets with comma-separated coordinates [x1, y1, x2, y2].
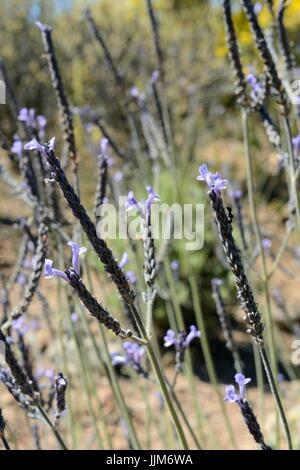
[197, 163, 292, 449]
[225, 373, 271, 450]
[1, 0, 300, 452]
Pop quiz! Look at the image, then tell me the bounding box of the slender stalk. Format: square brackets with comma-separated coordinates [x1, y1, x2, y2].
[35, 403, 68, 450]
[1, 436, 10, 450]
[100, 327, 141, 449]
[163, 259, 214, 447]
[242, 108, 292, 450]
[128, 303, 189, 450]
[259, 347, 292, 450]
[85, 262, 141, 450]
[281, 115, 300, 238]
[252, 339, 265, 432]
[267, 224, 291, 280]
[189, 274, 237, 449]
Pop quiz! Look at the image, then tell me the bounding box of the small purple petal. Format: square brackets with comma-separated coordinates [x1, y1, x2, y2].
[145, 185, 160, 211]
[212, 278, 223, 288]
[12, 317, 29, 336]
[262, 238, 272, 251]
[292, 135, 300, 157]
[35, 21, 51, 32]
[67, 241, 87, 274]
[123, 342, 144, 365]
[114, 171, 123, 183]
[234, 373, 251, 399]
[37, 115, 47, 129]
[71, 312, 79, 323]
[183, 325, 201, 348]
[254, 2, 262, 15]
[101, 137, 109, 157]
[151, 70, 159, 83]
[130, 86, 140, 98]
[224, 384, 239, 403]
[111, 352, 127, 366]
[126, 191, 141, 213]
[44, 259, 68, 282]
[163, 329, 177, 348]
[126, 270, 137, 285]
[24, 138, 47, 158]
[11, 138, 23, 159]
[196, 164, 228, 194]
[170, 260, 180, 272]
[118, 252, 129, 270]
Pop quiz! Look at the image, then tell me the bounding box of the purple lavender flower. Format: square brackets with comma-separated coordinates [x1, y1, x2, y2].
[278, 373, 285, 384]
[30, 319, 39, 331]
[22, 258, 30, 270]
[170, 260, 180, 272]
[151, 70, 159, 84]
[224, 384, 239, 403]
[123, 342, 145, 364]
[225, 373, 251, 403]
[118, 252, 129, 270]
[170, 260, 180, 280]
[196, 164, 228, 194]
[230, 189, 243, 200]
[183, 325, 201, 348]
[292, 135, 300, 158]
[163, 329, 177, 348]
[24, 138, 48, 158]
[111, 342, 145, 375]
[254, 2, 262, 15]
[246, 73, 264, 102]
[127, 191, 141, 214]
[44, 242, 86, 282]
[37, 115, 47, 138]
[164, 326, 200, 373]
[101, 137, 108, 156]
[35, 20, 51, 33]
[44, 259, 68, 282]
[18, 108, 36, 128]
[262, 238, 272, 252]
[36, 367, 55, 381]
[16, 273, 27, 285]
[70, 312, 79, 323]
[114, 171, 124, 183]
[145, 186, 160, 211]
[130, 86, 140, 98]
[56, 374, 67, 389]
[126, 271, 137, 285]
[111, 352, 127, 366]
[127, 186, 160, 217]
[235, 373, 251, 399]
[164, 326, 200, 349]
[12, 317, 29, 336]
[118, 253, 137, 284]
[11, 137, 23, 159]
[67, 241, 87, 274]
[212, 278, 223, 288]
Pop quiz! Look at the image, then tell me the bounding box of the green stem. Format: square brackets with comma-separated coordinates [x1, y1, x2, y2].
[36, 403, 68, 450]
[259, 346, 293, 450]
[189, 274, 237, 449]
[85, 262, 141, 449]
[163, 259, 213, 447]
[129, 303, 189, 450]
